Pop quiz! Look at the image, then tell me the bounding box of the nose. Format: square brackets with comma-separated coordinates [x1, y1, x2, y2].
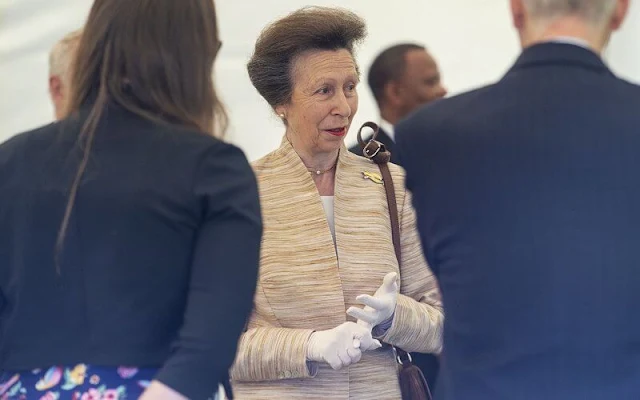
[437, 84, 448, 99]
[331, 90, 352, 118]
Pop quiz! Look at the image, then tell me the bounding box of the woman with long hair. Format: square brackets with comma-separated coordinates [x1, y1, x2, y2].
[0, 1, 262, 399]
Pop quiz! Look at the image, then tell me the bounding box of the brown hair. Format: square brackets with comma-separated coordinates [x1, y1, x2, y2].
[247, 6, 366, 109]
[56, 0, 226, 271]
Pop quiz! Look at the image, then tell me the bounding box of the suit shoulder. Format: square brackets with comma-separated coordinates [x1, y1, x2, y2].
[135, 121, 249, 168]
[150, 122, 223, 148]
[615, 76, 640, 96]
[410, 84, 494, 121]
[397, 84, 496, 139]
[0, 122, 58, 158]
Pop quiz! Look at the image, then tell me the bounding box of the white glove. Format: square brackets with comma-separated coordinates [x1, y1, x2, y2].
[306, 322, 382, 370]
[347, 272, 399, 329]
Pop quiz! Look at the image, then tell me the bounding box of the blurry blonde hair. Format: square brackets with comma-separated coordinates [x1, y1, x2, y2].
[49, 29, 82, 81]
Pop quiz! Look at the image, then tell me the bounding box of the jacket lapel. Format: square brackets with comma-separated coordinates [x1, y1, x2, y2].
[334, 148, 400, 313]
[256, 138, 346, 330]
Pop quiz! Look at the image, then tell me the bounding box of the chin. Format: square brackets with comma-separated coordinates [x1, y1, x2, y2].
[319, 136, 345, 153]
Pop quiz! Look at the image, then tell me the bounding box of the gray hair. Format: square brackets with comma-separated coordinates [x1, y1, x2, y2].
[48, 29, 82, 79]
[523, 0, 617, 23]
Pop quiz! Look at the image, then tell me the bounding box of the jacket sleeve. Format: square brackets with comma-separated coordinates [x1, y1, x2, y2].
[154, 142, 263, 400]
[380, 187, 444, 354]
[230, 281, 317, 382]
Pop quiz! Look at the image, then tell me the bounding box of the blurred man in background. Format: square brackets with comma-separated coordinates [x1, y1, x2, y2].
[396, 0, 637, 399]
[48, 29, 82, 120]
[350, 42, 447, 392]
[350, 43, 446, 157]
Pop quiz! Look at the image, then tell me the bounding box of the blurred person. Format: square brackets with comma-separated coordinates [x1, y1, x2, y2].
[349, 43, 446, 157]
[396, 0, 638, 399]
[350, 43, 446, 391]
[49, 29, 82, 120]
[0, 1, 262, 399]
[229, 7, 443, 400]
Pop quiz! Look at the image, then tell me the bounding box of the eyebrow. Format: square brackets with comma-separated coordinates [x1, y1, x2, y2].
[312, 74, 360, 86]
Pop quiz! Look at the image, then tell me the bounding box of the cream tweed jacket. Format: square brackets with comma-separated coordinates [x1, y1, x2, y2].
[230, 138, 443, 400]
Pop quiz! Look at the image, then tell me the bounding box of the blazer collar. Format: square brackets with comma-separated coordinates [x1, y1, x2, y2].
[507, 42, 613, 77]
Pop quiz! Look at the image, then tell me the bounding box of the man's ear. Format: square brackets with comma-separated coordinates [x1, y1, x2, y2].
[49, 75, 63, 101]
[383, 81, 403, 108]
[510, 0, 526, 30]
[610, 0, 630, 31]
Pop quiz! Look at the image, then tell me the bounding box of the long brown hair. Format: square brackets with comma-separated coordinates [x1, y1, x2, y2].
[56, 0, 227, 271]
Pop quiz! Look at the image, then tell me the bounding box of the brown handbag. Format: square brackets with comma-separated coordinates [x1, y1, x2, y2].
[357, 122, 433, 400]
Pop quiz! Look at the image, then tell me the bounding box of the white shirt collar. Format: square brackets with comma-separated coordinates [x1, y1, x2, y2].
[548, 36, 591, 50]
[379, 119, 395, 142]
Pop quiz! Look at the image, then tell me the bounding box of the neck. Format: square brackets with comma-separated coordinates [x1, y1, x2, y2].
[286, 131, 339, 173]
[522, 17, 609, 53]
[380, 107, 402, 125]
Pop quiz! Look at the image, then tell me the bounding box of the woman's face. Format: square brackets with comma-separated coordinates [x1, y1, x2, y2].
[276, 48, 359, 154]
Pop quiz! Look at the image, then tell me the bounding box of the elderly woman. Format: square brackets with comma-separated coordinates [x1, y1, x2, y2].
[230, 7, 443, 399]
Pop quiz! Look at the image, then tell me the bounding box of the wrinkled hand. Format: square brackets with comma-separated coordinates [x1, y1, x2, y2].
[347, 272, 398, 329]
[306, 322, 382, 370]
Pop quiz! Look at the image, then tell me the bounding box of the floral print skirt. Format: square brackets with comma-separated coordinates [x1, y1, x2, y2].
[0, 365, 158, 400]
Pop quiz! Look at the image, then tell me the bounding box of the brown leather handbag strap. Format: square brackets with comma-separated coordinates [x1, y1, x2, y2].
[357, 121, 432, 400]
[356, 122, 401, 264]
[379, 163, 402, 266]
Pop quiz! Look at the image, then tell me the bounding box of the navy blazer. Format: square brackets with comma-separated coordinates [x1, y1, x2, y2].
[0, 103, 262, 399]
[396, 43, 640, 400]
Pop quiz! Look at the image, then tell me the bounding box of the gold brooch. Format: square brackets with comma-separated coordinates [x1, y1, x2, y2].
[362, 171, 383, 184]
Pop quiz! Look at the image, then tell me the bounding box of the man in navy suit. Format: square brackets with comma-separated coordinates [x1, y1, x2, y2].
[396, 1, 639, 399]
[349, 43, 446, 157]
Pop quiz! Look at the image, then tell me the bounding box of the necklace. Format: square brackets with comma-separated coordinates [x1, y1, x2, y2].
[307, 161, 337, 175]
[286, 134, 338, 175]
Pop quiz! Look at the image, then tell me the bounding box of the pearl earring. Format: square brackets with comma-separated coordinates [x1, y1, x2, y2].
[279, 113, 285, 119]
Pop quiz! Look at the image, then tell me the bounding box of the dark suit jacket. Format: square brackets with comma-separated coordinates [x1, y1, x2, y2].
[395, 43, 640, 400]
[0, 103, 262, 399]
[348, 127, 395, 158]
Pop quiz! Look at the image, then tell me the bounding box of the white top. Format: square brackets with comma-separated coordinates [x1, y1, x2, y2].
[320, 196, 336, 243]
[379, 118, 395, 142]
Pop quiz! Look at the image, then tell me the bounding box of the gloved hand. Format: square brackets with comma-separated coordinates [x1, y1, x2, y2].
[306, 322, 382, 370]
[346, 272, 399, 330]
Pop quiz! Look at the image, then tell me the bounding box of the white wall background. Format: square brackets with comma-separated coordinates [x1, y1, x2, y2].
[1, 0, 639, 161]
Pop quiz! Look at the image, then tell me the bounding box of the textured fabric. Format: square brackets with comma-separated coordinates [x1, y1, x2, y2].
[230, 137, 443, 399]
[396, 43, 640, 400]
